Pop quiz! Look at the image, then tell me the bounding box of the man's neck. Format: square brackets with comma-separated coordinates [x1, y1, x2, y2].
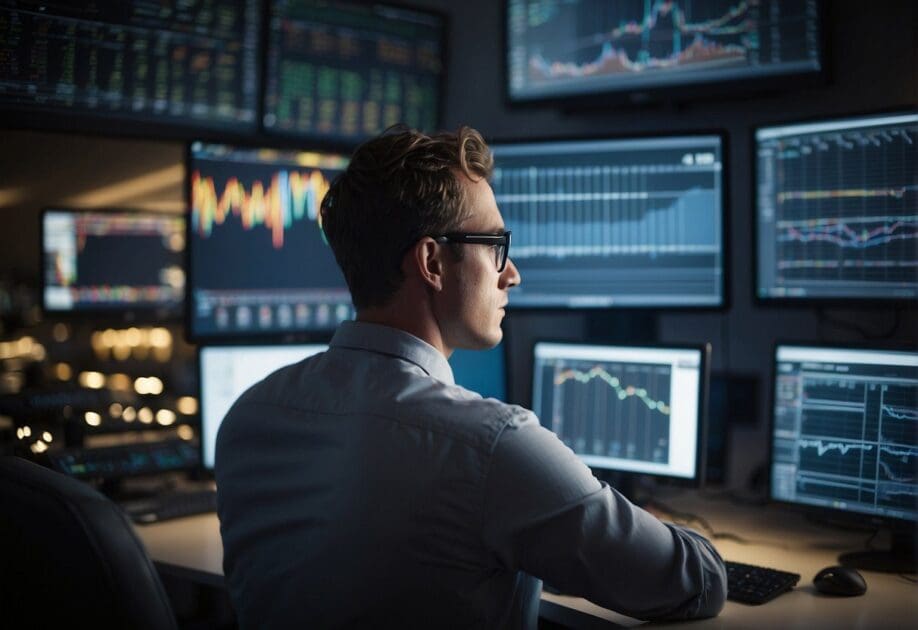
[357, 299, 452, 358]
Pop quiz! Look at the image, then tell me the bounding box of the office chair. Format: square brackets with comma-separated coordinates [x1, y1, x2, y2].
[0, 456, 177, 630]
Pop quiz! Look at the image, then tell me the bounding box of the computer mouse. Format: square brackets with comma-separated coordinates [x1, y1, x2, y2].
[812, 566, 867, 596]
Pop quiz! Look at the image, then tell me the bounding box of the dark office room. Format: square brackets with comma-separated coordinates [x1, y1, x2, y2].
[0, 1, 916, 628]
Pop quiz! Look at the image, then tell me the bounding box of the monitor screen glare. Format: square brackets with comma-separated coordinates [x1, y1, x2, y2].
[532, 342, 706, 480]
[770, 345, 918, 523]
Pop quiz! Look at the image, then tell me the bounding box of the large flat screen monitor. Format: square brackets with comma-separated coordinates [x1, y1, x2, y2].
[532, 341, 709, 484]
[199, 343, 327, 471]
[769, 344, 917, 571]
[41, 209, 185, 317]
[263, 0, 445, 144]
[506, 0, 823, 104]
[187, 141, 354, 340]
[491, 134, 724, 308]
[0, 1, 260, 135]
[756, 112, 918, 302]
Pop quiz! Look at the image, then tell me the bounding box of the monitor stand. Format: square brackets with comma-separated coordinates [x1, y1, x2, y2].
[839, 529, 917, 574]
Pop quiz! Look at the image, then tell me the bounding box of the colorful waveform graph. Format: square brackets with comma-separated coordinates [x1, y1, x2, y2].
[191, 168, 332, 249]
[554, 365, 671, 415]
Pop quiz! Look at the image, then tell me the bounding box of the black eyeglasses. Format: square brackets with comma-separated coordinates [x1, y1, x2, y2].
[433, 230, 512, 272]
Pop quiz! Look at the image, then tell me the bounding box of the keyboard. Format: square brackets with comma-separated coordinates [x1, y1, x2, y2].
[726, 560, 800, 605]
[121, 489, 217, 524]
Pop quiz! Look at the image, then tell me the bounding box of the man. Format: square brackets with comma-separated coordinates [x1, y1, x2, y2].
[216, 126, 727, 628]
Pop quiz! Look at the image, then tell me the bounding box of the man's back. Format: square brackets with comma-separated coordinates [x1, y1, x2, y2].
[216, 322, 727, 628]
[216, 323, 527, 627]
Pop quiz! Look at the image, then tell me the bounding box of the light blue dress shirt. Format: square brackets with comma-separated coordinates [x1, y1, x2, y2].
[216, 321, 727, 628]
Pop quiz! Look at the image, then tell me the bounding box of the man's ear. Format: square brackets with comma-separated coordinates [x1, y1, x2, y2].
[405, 237, 444, 292]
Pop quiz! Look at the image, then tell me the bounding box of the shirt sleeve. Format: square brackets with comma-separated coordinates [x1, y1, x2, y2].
[481, 410, 727, 621]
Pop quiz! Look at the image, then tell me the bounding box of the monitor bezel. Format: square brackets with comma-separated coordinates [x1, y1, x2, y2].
[0, 0, 264, 143]
[38, 206, 186, 322]
[501, 0, 829, 110]
[751, 107, 918, 306]
[529, 338, 711, 487]
[766, 340, 918, 528]
[490, 129, 730, 312]
[183, 138, 353, 344]
[259, 0, 449, 146]
[196, 339, 330, 474]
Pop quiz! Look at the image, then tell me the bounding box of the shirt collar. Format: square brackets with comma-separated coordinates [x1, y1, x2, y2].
[330, 321, 455, 386]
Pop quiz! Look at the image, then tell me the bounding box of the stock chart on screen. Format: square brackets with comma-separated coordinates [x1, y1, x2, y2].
[263, 0, 444, 143]
[0, 1, 260, 132]
[506, 0, 822, 102]
[770, 346, 918, 522]
[42, 209, 185, 314]
[491, 135, 723, 307]
[188, 142, 353, 339]
[756, 112, 918, 301]
[532, 342, 705, 479]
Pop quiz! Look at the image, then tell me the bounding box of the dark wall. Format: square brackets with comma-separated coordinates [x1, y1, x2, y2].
[0, 0, 915, 488]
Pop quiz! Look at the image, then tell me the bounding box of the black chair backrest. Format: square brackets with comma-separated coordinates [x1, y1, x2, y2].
[0, 456, 177, 630]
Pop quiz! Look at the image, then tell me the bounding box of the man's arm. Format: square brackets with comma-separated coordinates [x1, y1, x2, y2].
[481, 411, 727, 621]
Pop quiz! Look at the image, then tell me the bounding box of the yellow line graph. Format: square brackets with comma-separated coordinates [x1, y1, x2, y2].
[554, 365, 671, 415]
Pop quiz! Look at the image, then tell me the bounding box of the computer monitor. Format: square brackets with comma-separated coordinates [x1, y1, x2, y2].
[0, 1, 260, 136]
[198, 343, 328, 471]
[505, 0, 824, 104]
[449, 344, 507, 402]
[263, 0, 445, 143]
[41, 209, 185, 317]
[769, 344, 918, 572]
[187, 141, 354, 340]
[755, 111, 918, 301]
[491, 134, 725, 308]
[532, 341, 709, 489]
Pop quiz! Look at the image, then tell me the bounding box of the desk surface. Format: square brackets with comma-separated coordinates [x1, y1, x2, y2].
[135, 492, 918, 628]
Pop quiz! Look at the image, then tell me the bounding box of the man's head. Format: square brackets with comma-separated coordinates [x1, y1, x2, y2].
[321, 125, 520, 352]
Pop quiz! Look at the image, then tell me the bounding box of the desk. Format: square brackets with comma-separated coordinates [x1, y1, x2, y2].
[134, 493, 918, 628]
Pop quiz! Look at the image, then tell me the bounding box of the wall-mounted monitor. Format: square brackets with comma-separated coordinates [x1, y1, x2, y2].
[263, 0, 445, 144]
[0, 1, 261, 137]
[41, 209, 185, 317]
[187, 141, 353, 340]
[755, 111, 918, 302]
[491, 134, 725, 308]
[532, 341, 709, 484]
[506, 0, 824, 104]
